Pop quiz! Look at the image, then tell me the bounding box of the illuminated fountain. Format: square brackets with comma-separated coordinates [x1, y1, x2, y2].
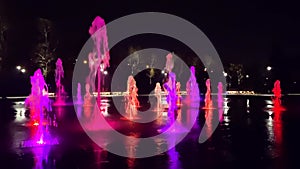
[163, 53, 177, 122]
[217, 82, 223, 108]
[84, 83, 93, 106]
[186, 66, 200, 103]
[176, 82, 182, 106]
[204, 79, 213, 109]
[272, 80, 285, 111]
[54, 58, 66, 105]
[76, 83, 83, 104]
[154, 82, 162, 112]
[88, 16, 110, 104]
[125, 75, 140, 119]
[23, 69, 58, 147]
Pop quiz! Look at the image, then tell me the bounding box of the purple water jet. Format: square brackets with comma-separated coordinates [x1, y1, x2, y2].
[23, 69, 57, 147]
[186, 66, 200, 102]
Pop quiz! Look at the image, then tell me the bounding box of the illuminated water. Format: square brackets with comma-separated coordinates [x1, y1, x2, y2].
[1, 96, 300, 169]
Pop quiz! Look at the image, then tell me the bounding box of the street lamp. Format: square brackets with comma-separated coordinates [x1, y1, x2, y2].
[266, 66, 272, 71]
[16, 65, 26, 73]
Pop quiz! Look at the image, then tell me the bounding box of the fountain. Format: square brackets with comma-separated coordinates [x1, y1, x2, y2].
[186, 66, 200, 102]
[272, 80, 285, 111]
[176, 82, 181, 106]
[25, 69, 52, 120]
[125, 75, 140, 119]
[154, 82, 162, 112]
[76, 83, 83, 104]
[84, 83, 93, 106]
[23, 69, 58, 147]
[163, 53, 177, 122]
[54, 58, 66, 105]
[217, 82, 223, 108]
[88, 16, 110, 104]
[204, 79, 213, 109]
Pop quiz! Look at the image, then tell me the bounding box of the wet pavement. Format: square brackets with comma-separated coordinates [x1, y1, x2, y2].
[1, 96, 300, 169]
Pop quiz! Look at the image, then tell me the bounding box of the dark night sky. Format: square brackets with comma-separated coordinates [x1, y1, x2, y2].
[1, 0, 300, 94]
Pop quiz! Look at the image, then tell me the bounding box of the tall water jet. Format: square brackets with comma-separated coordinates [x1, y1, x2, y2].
[272, 80, 285, 110]
[176, 82, 182, 106]
[204, 79, 213, 108]
[163, 53, 177, 122]
[84, 83, 93, 106]
[76, 83, 83, 104]
[23, 69, 57, 147]
[54, 58, 66, 105]
[217, 82, 223, 108]
[88, 16, 110, 104]
[125, 75, 140, 119]
[25, 69, 52, 120]
[186, 66, 200, 102]
[154, 82, 162, 112]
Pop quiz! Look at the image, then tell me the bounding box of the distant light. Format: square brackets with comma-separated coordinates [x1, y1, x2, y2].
[164, 73, 167, 76]
[103, 70, 108, 75]
[210, 70, 213, 73]
[266, 77, 268, 80]
[83, 60, 88, 64]
[100, 68, 104, 72]
[204, 68, 207, 72]
[294, 81, 296, 84]
[246, 75, 249, 78]
[146, 65, 149, 68]
[266, 66, 272, 71]
[16, 66, 21, 70]
[223, 72, 228, 77]
[161, 70, 165, 74]
[21, 68, 26, 73]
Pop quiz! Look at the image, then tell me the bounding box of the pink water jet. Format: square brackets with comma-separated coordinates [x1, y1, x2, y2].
[54, 58, 66, 105]
[204, 79, 213, 109]
[84, 83, 93, 106]
[76, 83, 83, 104]
[217, 82, 223, 108]
[88, 16, 110, 104]
[125, 75, 140, 119]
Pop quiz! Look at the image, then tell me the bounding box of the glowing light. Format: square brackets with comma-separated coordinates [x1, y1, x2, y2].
[146, 65, 149, 68]
[223, 72, 228, 77]
[161, 70, 165, 74]
[16, 65, 21, 70]
[83, 60, 88, 64]
[267, 66, 272, 71]
[246, 75, 249, 78]
[103, 70, 108, 75]
[204, 68, 207, 71]
[21, 68, 26, 73]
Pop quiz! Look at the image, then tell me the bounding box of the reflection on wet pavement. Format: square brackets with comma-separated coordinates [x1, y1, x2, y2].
[1, 96, 300, 169]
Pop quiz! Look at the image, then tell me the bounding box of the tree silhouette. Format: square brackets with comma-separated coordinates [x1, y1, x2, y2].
[31, 18, 57, 78]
